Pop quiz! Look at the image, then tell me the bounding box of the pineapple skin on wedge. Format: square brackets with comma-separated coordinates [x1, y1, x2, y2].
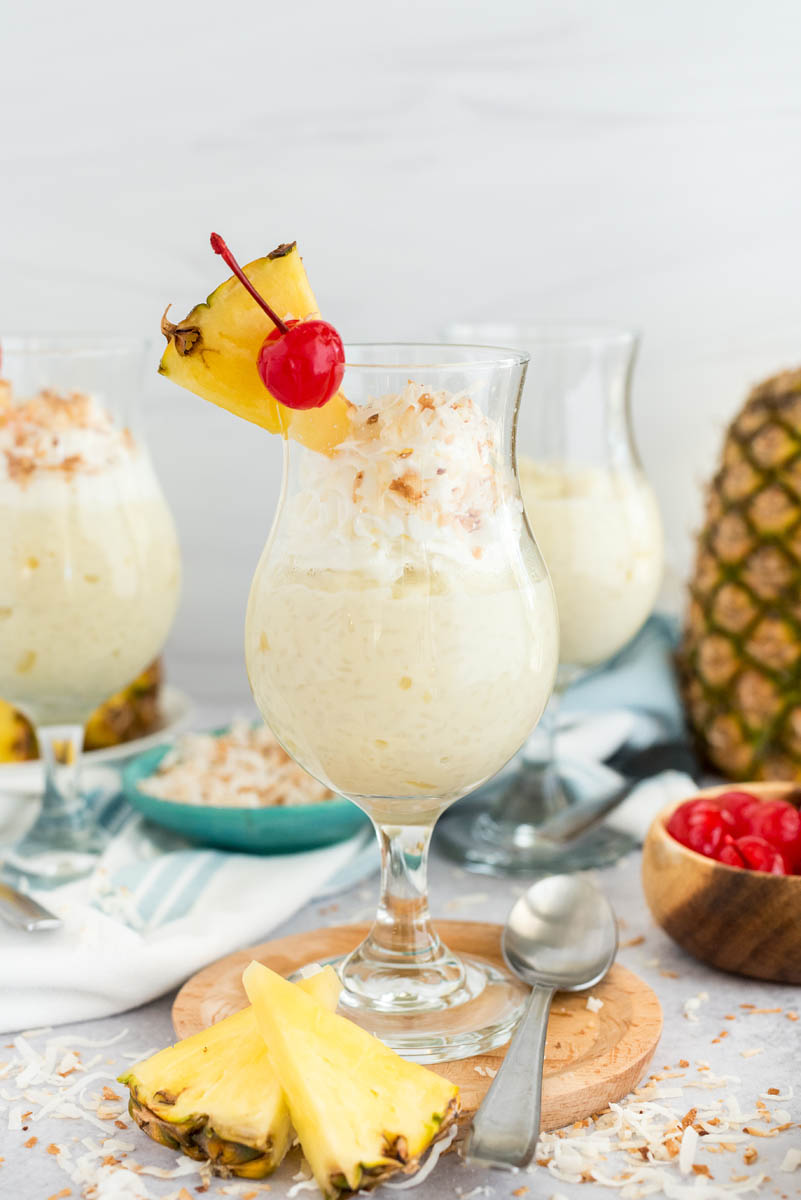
[243, 961, 460, 1199]
[0, 698, 36, 761]
[159, 241, 351, 454]
[119, 965, 341, 1179]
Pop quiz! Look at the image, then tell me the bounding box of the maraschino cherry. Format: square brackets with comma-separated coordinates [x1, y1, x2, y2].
[665, 790, 801, 875]
[210, 233, 344, 411]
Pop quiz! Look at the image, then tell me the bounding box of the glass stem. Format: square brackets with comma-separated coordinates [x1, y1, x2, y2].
[35, 725, 87, 832]
[11, 722, 107, 882]
[369, 822, 441, 964]
[339, 819, 466, 1006]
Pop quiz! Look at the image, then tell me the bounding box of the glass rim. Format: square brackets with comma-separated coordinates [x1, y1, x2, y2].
[0, 335, 148, 359]
[342, 342, 530, 369]
[445, 322, 639, 350]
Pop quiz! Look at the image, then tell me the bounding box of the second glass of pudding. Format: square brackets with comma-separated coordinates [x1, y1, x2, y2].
[246, 345, 558, 1060]
[0, 338, 181, 884]
[438, 325, 664, 873]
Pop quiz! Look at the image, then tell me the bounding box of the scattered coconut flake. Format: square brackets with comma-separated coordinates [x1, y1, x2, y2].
[740, 1048, 762, 1059]
[678, 1125, 699, 1175]
[384, 1124, 458, 1189]
[781, 1147, 801, 1172]
[683, 992, 709, 1022]
[136, 1156, 198, 1178]
[529, 1068, 796, 1199]
[287, 1182, 319, 1197]
[586, 995, 604, 1013]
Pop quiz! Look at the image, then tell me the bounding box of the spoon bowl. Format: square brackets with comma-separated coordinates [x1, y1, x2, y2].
[467, 874, 618, 1171]
[503, 873, 618, 990]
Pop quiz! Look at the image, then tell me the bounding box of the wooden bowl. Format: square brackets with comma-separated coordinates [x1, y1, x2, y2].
[642, 781, 801, 984]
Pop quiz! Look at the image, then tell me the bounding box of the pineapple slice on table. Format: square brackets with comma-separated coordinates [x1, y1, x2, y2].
[160, 240, 350, 454]
[243, 960, 460, 1199]
[119, 965, 341, 1179]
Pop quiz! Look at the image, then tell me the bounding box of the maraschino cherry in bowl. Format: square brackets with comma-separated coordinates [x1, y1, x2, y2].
[642, 782, 801, 984]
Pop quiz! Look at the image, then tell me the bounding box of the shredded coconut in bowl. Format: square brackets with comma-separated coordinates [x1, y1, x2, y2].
[139, 721, 334, 808]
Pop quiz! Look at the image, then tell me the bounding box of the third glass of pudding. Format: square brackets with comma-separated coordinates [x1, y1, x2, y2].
[245, 345, 558, 1060]
[438, 325, 664, 873]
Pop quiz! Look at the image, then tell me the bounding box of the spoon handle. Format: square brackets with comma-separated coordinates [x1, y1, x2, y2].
[466, 983, 555, 1170]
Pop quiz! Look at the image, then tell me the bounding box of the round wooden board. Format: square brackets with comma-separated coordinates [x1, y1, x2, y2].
[173, 921, 662, 1132]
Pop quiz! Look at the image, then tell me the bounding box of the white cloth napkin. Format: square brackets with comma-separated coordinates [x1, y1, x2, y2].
[0, 779, 368, 1034]
[554, 711, 695, 841]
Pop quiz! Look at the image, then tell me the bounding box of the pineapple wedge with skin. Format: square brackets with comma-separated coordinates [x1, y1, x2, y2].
[160, 241, 351, 454]
[0, 660, 164, 761]
[0, 698, 36, 761]
[119, 965, 341, 1179]
[243, 961, 460, 1199]
[84, 659, 162, 750]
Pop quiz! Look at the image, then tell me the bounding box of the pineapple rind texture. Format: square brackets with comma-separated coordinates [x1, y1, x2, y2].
[0, 660, 163, 763]
[0, 698, 36, 761]
[159, 241, 351, 453]
[119, 966, 341, 1179]
[243, 960, 460, 1199]
[681, 367, 801, 780]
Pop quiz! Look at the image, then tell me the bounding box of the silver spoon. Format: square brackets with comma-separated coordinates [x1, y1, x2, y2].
[466, 874, 618, 1171]
[0, 879, 62, 931]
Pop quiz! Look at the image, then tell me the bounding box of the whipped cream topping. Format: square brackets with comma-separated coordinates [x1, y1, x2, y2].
[0, 382, 138, 485]
[277, 381, 522, 579]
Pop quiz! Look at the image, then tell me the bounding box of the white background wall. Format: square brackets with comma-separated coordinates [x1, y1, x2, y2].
[2, 0, 801, 704]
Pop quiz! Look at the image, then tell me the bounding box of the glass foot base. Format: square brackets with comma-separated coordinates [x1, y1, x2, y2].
[6, 822, 108, 888]
[434, 801, 636, 876]
[305, 953, 528, 1063]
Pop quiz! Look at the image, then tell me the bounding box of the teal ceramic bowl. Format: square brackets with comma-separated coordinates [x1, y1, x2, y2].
[122, 743, 369, 854]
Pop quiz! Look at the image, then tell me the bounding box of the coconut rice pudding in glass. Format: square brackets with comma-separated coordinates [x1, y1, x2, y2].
[0, 339, 181, 882]
[517, 459, 662, 668]
[0, 385, 180, 722]
[245, 345, 558, 1059]
[438, 325, 664, 876]
[247, 381, 557, 816]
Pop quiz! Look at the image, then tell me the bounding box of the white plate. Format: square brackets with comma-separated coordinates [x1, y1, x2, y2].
[0, 686, 193, 795]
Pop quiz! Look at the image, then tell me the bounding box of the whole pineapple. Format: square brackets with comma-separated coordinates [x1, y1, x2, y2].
[681, 367, 801, 780]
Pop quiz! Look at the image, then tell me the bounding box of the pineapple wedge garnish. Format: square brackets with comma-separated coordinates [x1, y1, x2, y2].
[119, 966, 341, 1179]
[243, 961, 460, 1199]
[159, 241, 350, 454]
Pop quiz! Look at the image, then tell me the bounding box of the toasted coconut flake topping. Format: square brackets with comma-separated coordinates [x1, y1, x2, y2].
[278, 381, 521, 581]
[0, 384, 138, 485]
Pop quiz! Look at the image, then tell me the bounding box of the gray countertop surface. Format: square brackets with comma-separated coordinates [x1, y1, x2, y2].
[2, 693, 799, 1199]
[3, 843, 799, 1200]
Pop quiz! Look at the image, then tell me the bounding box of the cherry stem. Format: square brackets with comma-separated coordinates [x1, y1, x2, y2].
[209, 233, 289, 335]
